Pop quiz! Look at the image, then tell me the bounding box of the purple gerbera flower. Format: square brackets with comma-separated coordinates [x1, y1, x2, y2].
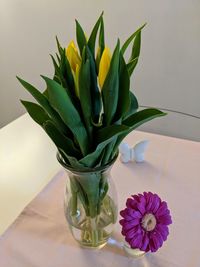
[119, 192, 172, 253]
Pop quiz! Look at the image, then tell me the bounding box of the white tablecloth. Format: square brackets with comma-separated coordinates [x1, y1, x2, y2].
[0, 120, 199, 266]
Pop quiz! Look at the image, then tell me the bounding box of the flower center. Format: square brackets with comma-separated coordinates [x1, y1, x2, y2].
[141, 213, 156, 231]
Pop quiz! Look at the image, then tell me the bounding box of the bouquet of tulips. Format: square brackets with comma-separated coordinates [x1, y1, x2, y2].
[18, 13, 165, 224]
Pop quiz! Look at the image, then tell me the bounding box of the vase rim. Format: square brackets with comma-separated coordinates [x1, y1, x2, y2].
[56, 151, 118, 174]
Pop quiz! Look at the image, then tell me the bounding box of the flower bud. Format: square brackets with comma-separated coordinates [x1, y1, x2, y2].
[98, 47, 111, 89]
[66, 41, 81, 72]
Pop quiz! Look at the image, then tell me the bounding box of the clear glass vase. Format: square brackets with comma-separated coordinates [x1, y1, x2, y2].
[123, 242, 146, 258]
[57, 153, 118, 249]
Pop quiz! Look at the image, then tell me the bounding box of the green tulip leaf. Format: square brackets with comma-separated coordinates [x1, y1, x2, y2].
[79, 124, 128, 168]
[127, 31, 141, 76]
[75, 172, 101, 218]
[50, 54, 60, 77]
[97, 124, 129, 144]
[127, 57, 138, 76]
[97, 123, 129, 164]
[96, 17, 105, 72]
[114, 52, 130, 121]
[88, 12, 103, 60]
[60, 48, 75, 92]
[123, 108, 166, 127]
[55, 36, 64, 57]
[17, 76, 68, 135]
[42, 76, 89, 156]
[70, 177, 89, 216]
[55, 53, 61, 63]
[43, 89, 49, 98]
[129, 33, 141, 62]
[79, 59, 93, 139]
[123, 91, 139, 119]
[21, 100, 50, 126]
[85, 46, 102, 124]
[59, 149, 85, 170]
[51, 48, 79, 111]
[75, 19, 87, 55]
[102, 40, 120, 126]
[44, 120, 81, 158]
[112, 108, 167, 156]
[121, 23, 146, 55]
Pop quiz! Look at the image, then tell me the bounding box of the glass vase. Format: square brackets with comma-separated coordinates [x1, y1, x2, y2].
[123, 242, 146, 258]
[57, 153, 118, 249]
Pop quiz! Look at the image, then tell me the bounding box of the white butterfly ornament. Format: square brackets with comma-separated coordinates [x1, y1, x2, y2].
[119, 140, 149, 163]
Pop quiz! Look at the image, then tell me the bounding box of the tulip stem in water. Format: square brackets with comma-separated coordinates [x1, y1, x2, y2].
[90, 217, 99, 247]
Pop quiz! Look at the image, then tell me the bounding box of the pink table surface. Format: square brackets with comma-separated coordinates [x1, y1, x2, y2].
[0, 132, 200, 267]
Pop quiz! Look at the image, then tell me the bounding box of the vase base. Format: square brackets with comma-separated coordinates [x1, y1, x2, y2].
[79, 240, 108, 249]
[68, 213, 114, 249]
[123, 242, 146, 258]
[72, 226, 110, 249]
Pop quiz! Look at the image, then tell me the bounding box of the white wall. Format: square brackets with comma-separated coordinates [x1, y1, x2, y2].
[0, 0, 200, 141]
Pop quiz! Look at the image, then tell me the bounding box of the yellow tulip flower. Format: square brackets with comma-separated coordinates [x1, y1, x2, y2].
[66, 41, 81, 72]
[98, 47, 111, 89]
[66, 41, 81, 97]
[73, 64, 80, 98]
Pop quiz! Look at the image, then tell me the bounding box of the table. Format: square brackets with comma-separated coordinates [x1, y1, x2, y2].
[0, 114, 200, 267]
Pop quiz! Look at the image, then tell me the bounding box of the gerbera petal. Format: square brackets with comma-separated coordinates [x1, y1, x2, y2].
[146, 192, 154, 211]
[151, 234, 160, 252]
[137, 202, 146, 215]
[120, 209, 133, 221]
[125, 235, 131, 243]
[126, 227, 142, 240]
[119, 209, 126, 217]
[132, 194, 140, 203]
[145, 246, 150, 253]
[149, 239, 157, 252]
[126, 225, 142, 239]
[156, 201, 168, 217]
[139, 194, 147, 205]
[150, 230, 163, 249]
[130, 234, 143, 249]
[157, 214, 172, 225]
[143, 192, 149, 200]
[121, 229, 126, 236]
[126, 198, 137, 209]
[140, 233, 149, 251]
[122, 219, 140, 231]
[156, 224, 169, 241]
[151, 194, 161, 213]
[127, 209, 142, 219]
[119, 219, 125, 226]
[153, 229, 164, 248]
